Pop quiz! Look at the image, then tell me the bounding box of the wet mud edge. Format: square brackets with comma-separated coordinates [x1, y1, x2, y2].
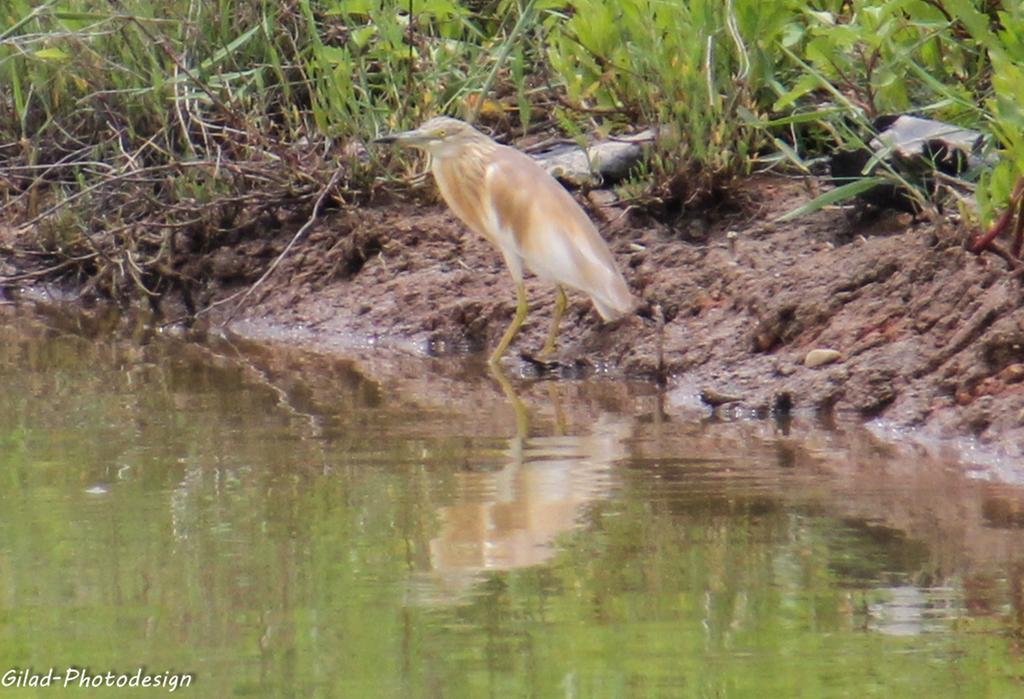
[7, 175, 1024, 460]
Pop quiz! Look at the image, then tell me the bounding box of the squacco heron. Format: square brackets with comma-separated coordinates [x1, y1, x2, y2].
[375, 116, 637, 364]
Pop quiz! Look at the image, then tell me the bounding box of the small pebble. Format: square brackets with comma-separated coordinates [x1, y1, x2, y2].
[955, 387, 973, 406]
[804, 348, 842, 368]
[1001, 363, 1024, 384]
[773, 359, 796, 377]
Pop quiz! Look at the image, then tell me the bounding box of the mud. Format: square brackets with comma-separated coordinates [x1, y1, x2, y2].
[180, 175, 1019, 458]
[5, 175, 1024, 459]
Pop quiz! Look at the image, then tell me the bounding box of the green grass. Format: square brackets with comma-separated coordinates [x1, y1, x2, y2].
[0, 1, 1020, 302]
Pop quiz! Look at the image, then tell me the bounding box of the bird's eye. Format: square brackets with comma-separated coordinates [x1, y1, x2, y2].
[437, 129, 447, 138]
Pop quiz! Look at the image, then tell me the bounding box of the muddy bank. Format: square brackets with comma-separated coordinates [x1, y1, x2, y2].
[4, 175, 1023, 458]
[171, 175, 1021, 458]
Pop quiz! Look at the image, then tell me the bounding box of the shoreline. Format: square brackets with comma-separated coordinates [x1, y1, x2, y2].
[4, 174, 1023, 469]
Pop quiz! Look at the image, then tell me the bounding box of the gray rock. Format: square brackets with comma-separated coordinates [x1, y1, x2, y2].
[535, 129, 656, 187]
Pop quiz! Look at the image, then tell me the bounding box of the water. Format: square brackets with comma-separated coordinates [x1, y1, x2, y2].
[0, 306, 1022, 697]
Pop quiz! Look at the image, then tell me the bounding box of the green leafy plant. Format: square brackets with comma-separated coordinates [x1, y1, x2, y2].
[544, 0, 817, 208]
[768, 1, 1017, 224]
[3, 0, 1023, 304]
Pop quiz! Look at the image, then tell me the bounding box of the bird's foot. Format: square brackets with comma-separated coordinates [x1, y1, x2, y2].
[537, 342, 556, 360]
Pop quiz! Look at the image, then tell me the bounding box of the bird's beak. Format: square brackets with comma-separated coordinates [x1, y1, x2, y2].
[372, 128, 426, 147]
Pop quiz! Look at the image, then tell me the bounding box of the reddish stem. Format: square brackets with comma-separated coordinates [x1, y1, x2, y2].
[971, 176, 1024, 254]
[1012, 193, 1024, 258]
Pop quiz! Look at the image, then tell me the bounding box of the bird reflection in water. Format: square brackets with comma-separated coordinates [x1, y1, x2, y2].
[422, 366, 630, 592]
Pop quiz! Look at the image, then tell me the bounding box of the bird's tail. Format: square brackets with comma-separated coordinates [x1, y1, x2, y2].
[591, 274, 638, 322]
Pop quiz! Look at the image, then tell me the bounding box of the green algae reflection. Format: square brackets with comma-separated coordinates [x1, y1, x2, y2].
[0, 309, 1021, 698]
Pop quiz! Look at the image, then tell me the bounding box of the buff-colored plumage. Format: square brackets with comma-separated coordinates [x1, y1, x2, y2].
[375, 116, 636, 363]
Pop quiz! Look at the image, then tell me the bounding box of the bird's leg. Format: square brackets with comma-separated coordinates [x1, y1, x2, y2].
[488, 363, 529, 439]
[489, 282, 529, 364]
[539, 286, 567, 359]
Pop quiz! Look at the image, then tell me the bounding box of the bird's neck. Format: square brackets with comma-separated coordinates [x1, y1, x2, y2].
[430, 141, 499, 238]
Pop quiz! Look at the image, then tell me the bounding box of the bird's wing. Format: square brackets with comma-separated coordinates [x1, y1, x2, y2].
[484, 147, 635, 319]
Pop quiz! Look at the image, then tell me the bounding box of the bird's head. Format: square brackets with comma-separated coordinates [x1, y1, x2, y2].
[373, 116, 489, 158]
